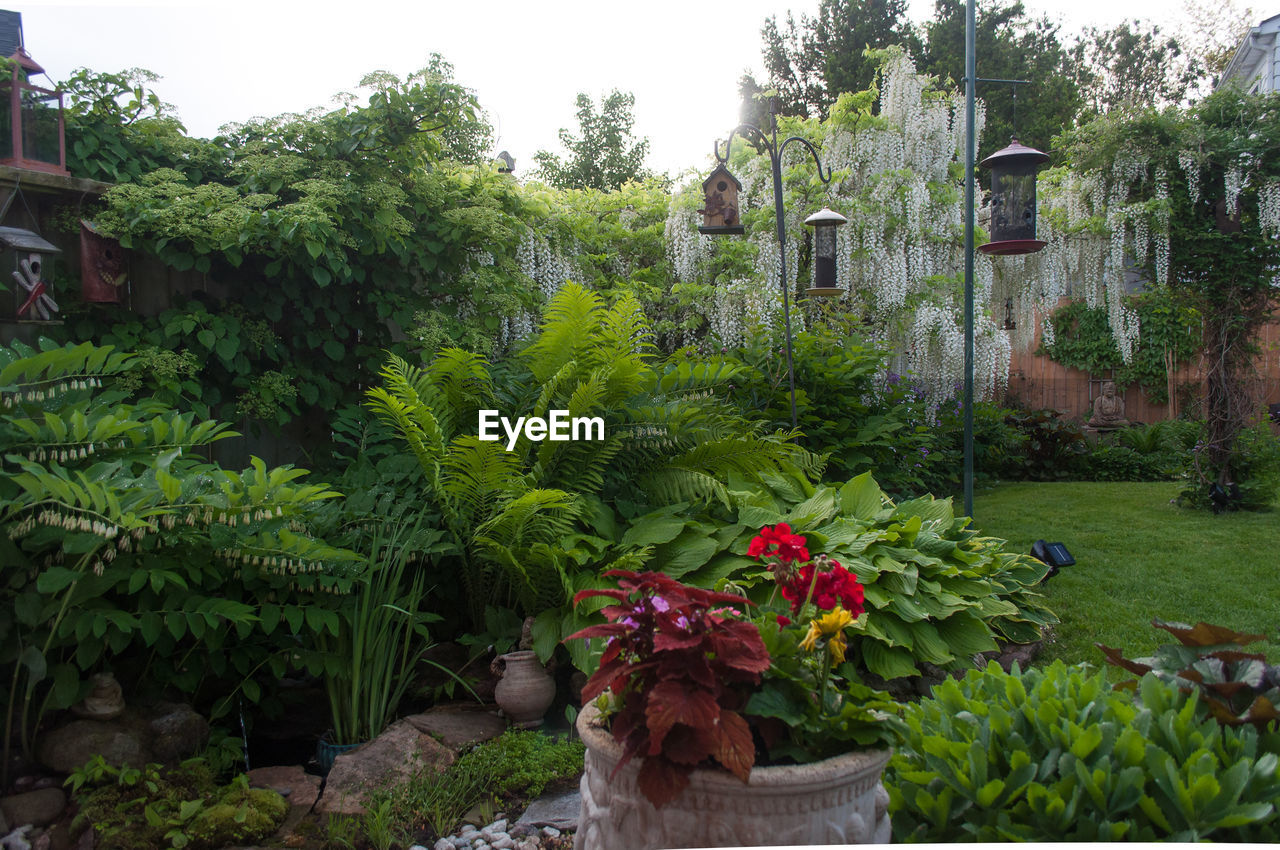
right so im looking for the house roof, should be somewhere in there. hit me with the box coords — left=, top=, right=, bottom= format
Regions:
left=702, top=163, right=742, bottom=191
left=0, top=10, right=20, bottom=62
left=1218, top=13, right=1280, bottom=89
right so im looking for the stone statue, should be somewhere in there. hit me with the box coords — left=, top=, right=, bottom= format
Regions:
left=1088, top=381, right=1129, bottom=429
left=72, top=672, right=125, bottom=720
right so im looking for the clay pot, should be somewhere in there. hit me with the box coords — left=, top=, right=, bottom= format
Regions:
left=574, top=702, right=891, bottom=849
left=492, top=650, right=556, bottom=729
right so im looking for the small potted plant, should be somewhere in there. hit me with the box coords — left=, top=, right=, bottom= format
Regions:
left=567, top=524, right=902, bottom=850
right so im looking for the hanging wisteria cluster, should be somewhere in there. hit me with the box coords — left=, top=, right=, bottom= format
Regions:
left=502, top=230, right=579, bottom=348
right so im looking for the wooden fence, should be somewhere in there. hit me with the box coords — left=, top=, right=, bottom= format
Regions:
left=1003, top=299, right=1280, bottom=426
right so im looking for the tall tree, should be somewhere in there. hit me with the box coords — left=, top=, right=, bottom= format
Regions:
left=533, top=90, right=650, bottom=191
left=744, top=0, right=922, bottom=119
left=1179, top=0, right=1255, bottom=85
left=921, top=0, right=1081, bottom=157
left=1071, top=21, right=1202, bottom=118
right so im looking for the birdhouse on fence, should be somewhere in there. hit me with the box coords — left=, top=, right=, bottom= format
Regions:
left=0, top=225, right=61, bottom=321
left=698, top=164, right=745, bottom=235
left=0, top=46, right=68, bottom=176
left=80, top=220, right=127, bottom=303
left=979, top=139, right=1048, bottom=256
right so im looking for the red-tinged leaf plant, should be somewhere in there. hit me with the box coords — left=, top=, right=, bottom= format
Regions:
left=566, top=570, right=770, bottom=808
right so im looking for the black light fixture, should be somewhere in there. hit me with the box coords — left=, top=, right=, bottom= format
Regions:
left=979, top=139, right=1049, bottom=256
left=804, top=208, right=848, bottom=297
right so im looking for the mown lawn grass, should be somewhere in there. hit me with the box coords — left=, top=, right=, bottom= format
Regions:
left=972, top=480, right=1280, bottom=668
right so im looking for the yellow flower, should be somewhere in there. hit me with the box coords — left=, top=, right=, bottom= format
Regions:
left=801, top=606, right=855, bottom=661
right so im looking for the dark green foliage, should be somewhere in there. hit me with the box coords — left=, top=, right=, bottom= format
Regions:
left=0, top=340, right=357, bottom=775
left=69, top=758, right=285, bottom=850
left=1086, top=444, right=1176, bottom=481
left=888, top=661, right=1280, bottom=842
left=58, top=62, right=525, bottom=447
left=1099, top=619, right=1280, bottom=731
left=1177, top=424, right=1280, bottom=511
left=1071, top=20, right=1201, bottom=117
left=1038, top=293, right=1200, bottom=404
left=533, top=90, right=651, bottom=190
left=996, top=408, right=1087, bottom=480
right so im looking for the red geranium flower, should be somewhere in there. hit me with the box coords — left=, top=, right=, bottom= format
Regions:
left=780, top=559, right=864, bottom=618
left=747, top=523, right=810, bottom=563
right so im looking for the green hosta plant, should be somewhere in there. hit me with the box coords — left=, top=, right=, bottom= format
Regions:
left=888, top=661, right=1280, bottom=842
left=0, top=340, right=358, bottom=781
left=1099, top=619, right=1280, bottom=731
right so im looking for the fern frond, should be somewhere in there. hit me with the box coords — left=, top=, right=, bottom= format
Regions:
left=364, top=385, right=445, bottom=491
left=439, top=436, right=523, bottom=527
left=523, top=283, right=603, bottom=382
left=427, top=348, right=493, bottom=437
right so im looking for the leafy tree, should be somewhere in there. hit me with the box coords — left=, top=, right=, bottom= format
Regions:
left=59, top=60, right=528, bottom=453
left=921, top=0, right=1082, bottom=157
left=745, top=0, right=923, bottom=119
left=1179, top=0, right=1255, bottom=85
left=1071, top=20, right=1202, bottom=118
left=533, top=90, right=651, bottom=191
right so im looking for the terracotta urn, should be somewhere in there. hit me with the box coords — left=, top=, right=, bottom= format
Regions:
left=492, top=650, right=556, bottom=728
left=574, top=702, right=891, bottom=849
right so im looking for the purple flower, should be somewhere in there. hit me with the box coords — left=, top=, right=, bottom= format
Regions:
left=651, top=596, right=670, bottom=612
left=621, top=616, right=639, bottom=628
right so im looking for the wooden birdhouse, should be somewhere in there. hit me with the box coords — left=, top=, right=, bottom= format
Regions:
left=698, top=164, right=744, bottom=235
left=80, top=220, right=127, bottom=303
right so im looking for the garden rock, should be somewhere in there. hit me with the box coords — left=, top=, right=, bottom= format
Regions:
left=247, top=765, right=322, bottom=809
left=36, top=703, right=208, bottom=772
left=36, top=719, right=145, bottom=774
left=0, top=788, right=66, bottom=827
left=515, top=788, right=580, bottom=831
left=316, top=718, right=454, bottom=815
left=147, top=703, right=209, bottom=762
left=404, top=705, right=506, bottom=751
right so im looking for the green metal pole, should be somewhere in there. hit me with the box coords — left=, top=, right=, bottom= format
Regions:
left=963, top=0, right=977, bottom=519
left=769, top=99, right=800, bottom=429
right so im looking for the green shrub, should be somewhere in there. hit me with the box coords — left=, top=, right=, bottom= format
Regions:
left=454, top=729, right=584, bottom=797
left=887, top=661, right=1280, bottom=842
left=376, top=730, right=583, bottom=839
left=1178, top=423, right=1280, bottom=511
left=1086, top=445, right=1176, bottom=481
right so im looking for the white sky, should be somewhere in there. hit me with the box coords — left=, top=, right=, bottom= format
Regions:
left=10, top=0, right=1254, bottom=179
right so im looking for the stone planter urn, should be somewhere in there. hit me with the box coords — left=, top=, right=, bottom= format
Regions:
left=574, top=703, right=891, bottom=849
left=492, top=650, right=556, bottom=728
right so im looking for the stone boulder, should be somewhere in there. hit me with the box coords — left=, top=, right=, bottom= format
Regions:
left=404, top=705, right=506, bottom=751
left=247, top=765, right=322, bottom=810
left=36, top=703, right=208, bottom=773
left=316, top=719, right=455, bottom=815
left=0, top=788, right=66, bottom=827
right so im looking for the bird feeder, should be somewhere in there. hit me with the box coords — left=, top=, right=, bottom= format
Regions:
left=698, top=164, right=744, bottom=235
left=0, top=47, right=67, bottom=176
left=978, top=139, right=1047, bottom=256
left=0, top=225, right=61, bottom=321
left=803, top=207, right=847, bottom=296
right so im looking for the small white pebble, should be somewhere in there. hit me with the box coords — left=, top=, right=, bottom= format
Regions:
left=489, top=819, right=508, bottom=833
left=542, top=826, right=561, bottom=838
left=490, top=838, right=515, bottom=850
left=432, top=840, right=451, bottom=850
left=515, top=840, right=539, bottom=850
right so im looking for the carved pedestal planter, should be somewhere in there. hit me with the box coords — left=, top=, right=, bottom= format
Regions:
left=574, top=703, right=891, bottom=849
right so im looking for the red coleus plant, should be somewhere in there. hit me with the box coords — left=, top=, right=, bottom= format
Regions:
left=565, top=570, right=770, bottom=809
